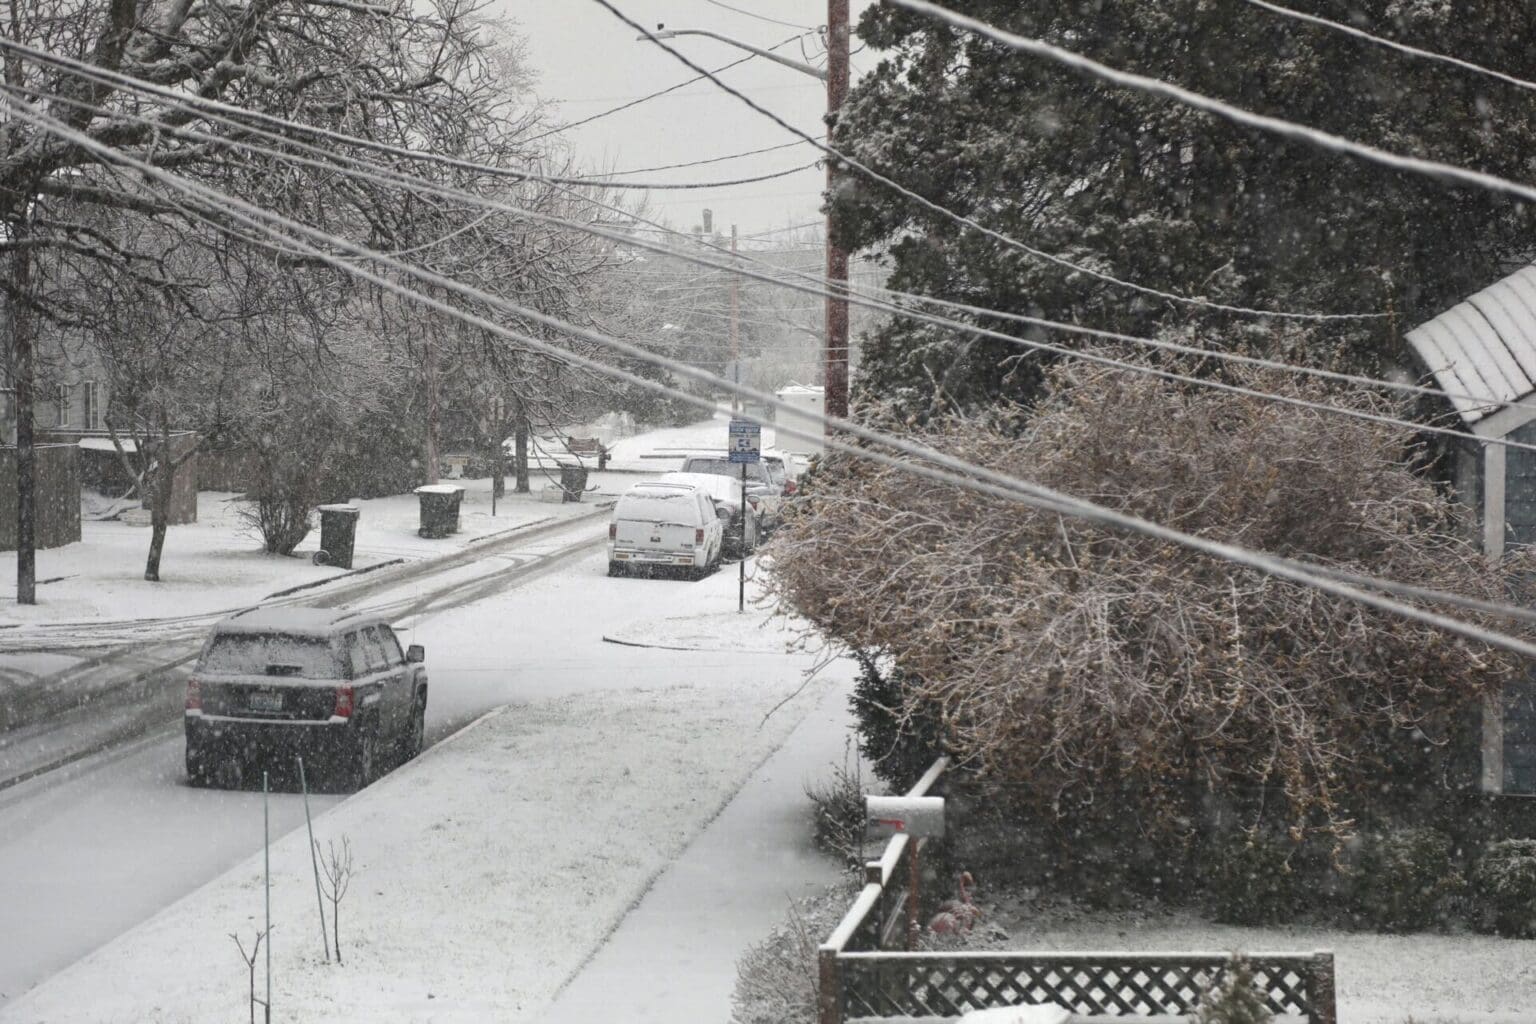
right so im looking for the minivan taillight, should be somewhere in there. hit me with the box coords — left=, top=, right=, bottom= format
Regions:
left=184, top=677, right=202, bottom=712
left=695, top=527, right=704, bottom=544
left=609, top=522, right=616, bottom=540
left=334, top=685, right=355, bottom=719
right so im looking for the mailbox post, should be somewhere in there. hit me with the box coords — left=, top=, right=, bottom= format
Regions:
left=866, top=795, right=945, bottom=949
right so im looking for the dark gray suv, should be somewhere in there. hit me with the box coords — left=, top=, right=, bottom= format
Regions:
left=184, top=607, right=428, bottom=791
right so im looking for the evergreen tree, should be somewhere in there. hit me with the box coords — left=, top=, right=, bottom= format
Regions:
left=832, top=1, right=1536, bottom=417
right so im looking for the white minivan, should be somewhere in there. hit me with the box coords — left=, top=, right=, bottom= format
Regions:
left=608, top=480, right=725, bottom=578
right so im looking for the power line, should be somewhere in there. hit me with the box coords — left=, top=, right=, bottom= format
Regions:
left=577, top=137, right=818, bottom=178
left=561, top=161, right=820, bottom=190
left=886, top=0, right=1536, bottom=209
left=700, top=0, right=817, bottom=31
left=602, top=0, right=1388, bottom=323
left=740, top=220, right=823, bottom=238
left=13, top=46, right=1536, bottom=446
left=523, top=29, right=814, bottom=145
left=1241, top=0, right=1536, bottom=97
left=50, top=85, right=1536, bottom=456
left=19, top=79, right=1531, bottom=459
left=15, top=92, right=1536, bottom=660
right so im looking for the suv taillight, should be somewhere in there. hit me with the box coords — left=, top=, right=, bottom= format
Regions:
left=609, top=522, right=616, bottom=540
left=184, top=677, right=202, bottom=711
left=784, top=480, right=797, bottom=496
left=695, top=527, right=704, bottom=544
left=334, top=685, right=354, bottom=719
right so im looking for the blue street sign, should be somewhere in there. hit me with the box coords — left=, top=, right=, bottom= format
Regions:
left=728, top=419, right=761, bottom=463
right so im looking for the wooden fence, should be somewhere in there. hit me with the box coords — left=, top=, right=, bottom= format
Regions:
left=0, top=444, right=80, bottom=551
left=817, top=758, right=1337, bottom=1023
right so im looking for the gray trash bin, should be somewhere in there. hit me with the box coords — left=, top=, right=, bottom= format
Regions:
left=558, top=464, right=588, bottom=503
left=312, top=504, right=359, bottom=568
left=415, top=485, right=465, bottom=538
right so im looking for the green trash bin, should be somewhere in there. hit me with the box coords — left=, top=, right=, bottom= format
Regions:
left=415, top=485, right=464, bottom=538
left=558, top=464, right=588, bottom=503
left=312, top=504, right=360, bottom=568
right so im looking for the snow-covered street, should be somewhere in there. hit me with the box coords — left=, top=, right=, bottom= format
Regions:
left=0, top=549, right=851, bottom=1021
left=0, top=414, right=854, bottom=1020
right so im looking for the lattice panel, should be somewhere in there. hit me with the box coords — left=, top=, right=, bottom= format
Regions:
left=841, top=955, right=1320, bottom=1019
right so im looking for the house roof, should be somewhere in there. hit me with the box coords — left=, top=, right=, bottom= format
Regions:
left=1405, top=265, right=1536, bottom=426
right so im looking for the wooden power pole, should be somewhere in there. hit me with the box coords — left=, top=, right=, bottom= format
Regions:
left=824, top=0, right=851, bottom=429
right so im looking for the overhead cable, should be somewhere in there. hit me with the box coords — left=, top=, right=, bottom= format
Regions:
left=523, top=29, right=814, bottom=144
left=700, top=0, right=817, bottom=32
left=599, top=0, right=1388, bottom=322
left=885, top=0, right=1536, bottom=209
left=1240, top=0, right=1536, bottom=96
left=577, top=137, right=817, bottom=178
left=12, top=92, right=1536, bottom=660
left=11, top=54, right=1536, bottom=447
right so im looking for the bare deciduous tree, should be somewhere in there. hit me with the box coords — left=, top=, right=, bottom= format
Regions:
left=230, top=927, right=268, bottom=1024
left=317, top=836, right=354, bottom=965
left=0, top=0, right=538, bottom=601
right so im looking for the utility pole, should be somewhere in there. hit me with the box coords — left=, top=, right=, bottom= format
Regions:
left=730, top=223, right=740, bottom=412
left=11, top=216, right=35, bottom=605
left=824, top=0, right=851, bottom=430
left=635, top=17, right=846, bottom=434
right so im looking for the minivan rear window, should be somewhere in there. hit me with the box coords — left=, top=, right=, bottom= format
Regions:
left=616, top=490, right=701, bottom=524
left=199, top=634, right=341, bottom=678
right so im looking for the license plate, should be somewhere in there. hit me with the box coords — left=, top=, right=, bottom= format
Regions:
left=249, top=691, right=284, bottom=713
left=650, top=535, right=661, bottom=543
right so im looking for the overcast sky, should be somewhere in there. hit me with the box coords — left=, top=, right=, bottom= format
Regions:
left=505, top=1, right=880, bottom=237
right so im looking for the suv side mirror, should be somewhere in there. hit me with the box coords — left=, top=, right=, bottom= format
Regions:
left=406, top=644, right=425, bottom=663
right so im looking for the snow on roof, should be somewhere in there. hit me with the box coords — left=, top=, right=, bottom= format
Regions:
left=1405, top=265, right=1536, bottom=425
left=214, top=606, right=379, bottom=638
left=659, top=472, right=745, bottom=505
left=623, top=480, right=701, bottom=495
left=78, top=437, right=137, bottom=452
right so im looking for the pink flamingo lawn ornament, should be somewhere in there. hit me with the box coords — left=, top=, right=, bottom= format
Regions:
left=928, top=870, right=982, bottom=934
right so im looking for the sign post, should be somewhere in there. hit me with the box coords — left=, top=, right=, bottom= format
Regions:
left=728, top=419, right=761, bottom=613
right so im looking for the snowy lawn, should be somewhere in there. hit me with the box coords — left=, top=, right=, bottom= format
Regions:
left=937, top=892, right=1536, bottom=1023
left=1, top=672, right=833, bottom=1023
left=0, top=481, right=605, bottom=629
left=0, top=414, right=798, bottom=631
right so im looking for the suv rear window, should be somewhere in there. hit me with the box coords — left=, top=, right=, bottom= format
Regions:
left=199, top=634, right=341, bottom=679
left=682, top=458, right=770, bottom=485
left=616, top=490, right=702, bottom=524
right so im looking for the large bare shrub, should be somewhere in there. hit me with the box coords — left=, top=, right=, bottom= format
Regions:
left=768, top=362, right=1529, bottom=839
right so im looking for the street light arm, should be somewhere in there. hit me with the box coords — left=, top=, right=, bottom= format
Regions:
left=636, top=29, right=829, bottom=81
